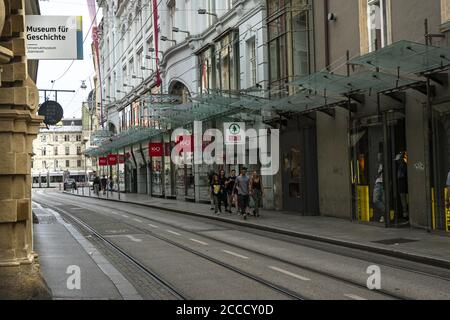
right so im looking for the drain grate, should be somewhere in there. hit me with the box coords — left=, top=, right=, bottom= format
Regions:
left=372, top=238, right=419, bottom=245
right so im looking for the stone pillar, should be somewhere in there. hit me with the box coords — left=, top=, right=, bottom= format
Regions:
left=0, top=0, right=51, bottom=299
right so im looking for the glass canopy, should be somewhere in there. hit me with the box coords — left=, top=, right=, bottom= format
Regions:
left=349, top=40, right=450, bottom=74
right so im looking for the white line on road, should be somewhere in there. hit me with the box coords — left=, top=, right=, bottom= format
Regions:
left=132, top=218, right=143, bottom=223
left=125, top=235, right=142, bottom=243
left=166, top=230, right=181, bottom=236
left=344, top=294, right=367, bottom=300
left=222, top=250, right=249, bottom=260
left=121, top=215, right=129, bottom=218
left=268, top=266, right=311, bottom=281
left=190, top=239, right=209, bottom=246
left=148, top=223, right=159, bottom=228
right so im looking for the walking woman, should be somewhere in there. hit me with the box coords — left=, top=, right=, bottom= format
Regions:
left=249, top=170, right=264, bottom=217
left=211, top=174, right=224, bottom=214
left=218, top=170, right=229, bottom=212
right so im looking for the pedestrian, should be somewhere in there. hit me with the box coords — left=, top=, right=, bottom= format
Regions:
left=211, top=174, right=224, bottom=214
left=109, top=176, right=114, bottom=192
left=225, top=169, right=237, bottom=214
left=218, top=169, right=228, bottom=212
left=101, top=175, right=107, bottom=195
left=93, top=173, right=101, bottom=196
left=208, top=170, right=216, bottom=211
left=396, top=151, right=408, bottom=219
left=373, top=153, right=385, bottom=223
left=234, top=167, right=250, bottom=220
left=249, top=170, right=264, bottom=217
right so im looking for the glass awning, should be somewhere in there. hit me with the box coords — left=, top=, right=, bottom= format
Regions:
left=290, top=70, right=421, bottom=95
left=349, top=40, right=450, bottom=74
left=85, top=127, right=162, bottom=157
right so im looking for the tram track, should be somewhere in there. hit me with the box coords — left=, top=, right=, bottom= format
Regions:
left=32, top=193, right=422, bottom=300
left=35, top=199, right=306, bottom=300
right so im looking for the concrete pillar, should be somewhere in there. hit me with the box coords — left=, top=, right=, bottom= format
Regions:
left=0, top=0, right=51, bottom=299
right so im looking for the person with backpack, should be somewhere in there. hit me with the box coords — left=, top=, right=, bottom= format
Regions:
left=93, top=172, right=101, bottom=196
left=100, top=175, right=108, bottom=195
left=211, top=174, right=224, bottom=214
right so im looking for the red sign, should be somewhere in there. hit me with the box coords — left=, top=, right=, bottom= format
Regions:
left=107, top=154, right=118, bottom=166
left=149, top=143, right=164, bottom=157
left=98, top=157, right=108, bottom=166
left=174, top=135, right=194, bottom=154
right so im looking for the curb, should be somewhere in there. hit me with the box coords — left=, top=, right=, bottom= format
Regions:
left=63, top=191, right=450, bottom=269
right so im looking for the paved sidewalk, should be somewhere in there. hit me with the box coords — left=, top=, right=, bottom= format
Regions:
left=66, top=187, right=450, bottom=268
left=32, top=202, right=142, bottom=300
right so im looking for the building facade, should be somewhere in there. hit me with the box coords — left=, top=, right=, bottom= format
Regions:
left=32, top=119, right=96, bottom=187
left=90, top=0, right=450, bottom=232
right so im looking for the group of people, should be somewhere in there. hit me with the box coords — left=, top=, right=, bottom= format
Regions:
left=92, top=171, right=115, bottom=196
left=209, top=167, right=264, bottom=220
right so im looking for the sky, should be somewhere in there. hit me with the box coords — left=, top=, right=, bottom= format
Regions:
left=36, top=0, right=100, bottom=119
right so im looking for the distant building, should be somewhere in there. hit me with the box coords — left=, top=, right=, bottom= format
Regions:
left=32, top=119, right=96, bottom=187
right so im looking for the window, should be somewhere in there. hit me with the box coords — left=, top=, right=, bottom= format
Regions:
left=65, top=147, right=70, bottom=156
left=54, top=135, right=58, bottom=142
left=41, top=135, right=46, bottom=142
left=77, top=160, right=82, bottom=168
left=367, top=0, right=390, bottom=52
left=42, top=161, right=46, bottom=168
left=267, top=0, right=312, bottom=95
left=66, top=160, right=70, bottom=168
left=215, top=31, right=240, bottom=91
left=443, top=0, right=450, bottom=23
left=41, top=147, right=46, bottom=156
left=248, top=38, right=257, bottom=87
left=54, top=147, right=58, bottom=156
left=77, top=146, right=82, bottom=155
left=55, top=160, right=59, bottom=168
left=199, top=46, right=215, bottom=93
left=76, top=135, right=82, bottom=142
left=64, top=135, right=70, bottom=142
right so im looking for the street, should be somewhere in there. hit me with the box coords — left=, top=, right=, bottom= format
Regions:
left=32, top=189, right=450, bottom=300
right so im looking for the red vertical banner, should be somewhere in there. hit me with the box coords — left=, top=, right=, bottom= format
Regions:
left=107, top=154, right=118, bottom=166
left=152, top=0, right=161, bottom=87
left=99, top=157, right=108, bottom=166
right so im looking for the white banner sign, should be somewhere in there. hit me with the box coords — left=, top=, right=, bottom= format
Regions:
left=26, top=15, right=83, bottom=60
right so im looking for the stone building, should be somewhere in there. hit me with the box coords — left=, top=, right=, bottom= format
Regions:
left=0, top=0, right=51, bottom=299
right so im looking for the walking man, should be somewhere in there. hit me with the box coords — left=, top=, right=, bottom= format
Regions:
left=234, top=167, right=250, bottom=220
left=225, top=169, right=237, bottom=214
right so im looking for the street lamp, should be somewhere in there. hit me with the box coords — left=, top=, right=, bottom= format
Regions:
left=116, top=89, right=127, bottom=94
left=132, top=75, right=144, bottom=80
left=160, top=36, right=177, bottom=45
left=149, top=48, right=164, bottom=55
left=172, top=27, right=190, bottom=37
left=145, top=55, right=157, bottom=60
left=140, top=66, right=154, bottom=72
left=198, top=8, right=218, bottom=17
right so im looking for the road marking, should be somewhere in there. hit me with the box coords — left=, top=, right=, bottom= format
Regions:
left=148, top=223, right=159, bottom=228
left=190, top=238, right=209, bottom=246
left=132, top=218, right=143, bottom=223
left=222, top=250, right=249, bottom=260
left=268, top=266, right=311, bottom=281
left=166, top=230, right=181, bottom=236
left=125, top=235, right=142, bottom=243
left=121, top=215, right=129, bottom=218
left=344, top=294, right=367, bottom=300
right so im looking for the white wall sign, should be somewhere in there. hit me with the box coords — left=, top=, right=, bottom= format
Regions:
left=224, top=122, right=246, bottom=145
left=26, top=15, right=83, bottom=60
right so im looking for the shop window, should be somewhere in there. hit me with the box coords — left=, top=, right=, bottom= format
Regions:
left=247, top=37, right=257, bottom=87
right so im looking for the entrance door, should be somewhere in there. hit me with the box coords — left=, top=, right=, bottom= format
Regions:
left=351, top=112, right=408, bottom=226
left=281, top=122, right=318, bottom=214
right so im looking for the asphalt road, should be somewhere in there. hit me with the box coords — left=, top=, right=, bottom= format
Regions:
left=32, top=189, right=450, bottom=300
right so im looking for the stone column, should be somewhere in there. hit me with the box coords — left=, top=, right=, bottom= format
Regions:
left=0, top=0, right=51, bottom=299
